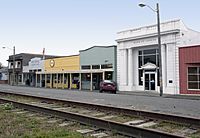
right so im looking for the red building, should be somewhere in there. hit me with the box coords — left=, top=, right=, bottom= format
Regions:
left=179, top=45, right=200, bottom=94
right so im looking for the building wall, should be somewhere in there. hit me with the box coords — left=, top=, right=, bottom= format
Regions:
left=28, top=57, right=44, bottom=71
left=116, top=19, right=200, bottom=94
left=7, top=53, right=58, bottom=85
left=117, top=34, right=179, bottom=94
left=44, top=55, right=80, bottom=72
left=22, top=57, right=45, bottom=86
left=0, top=68, right=8, bottom=81
left=179, top=45, right=200, bottom=94
left=80, top=46, right=117, bottom=81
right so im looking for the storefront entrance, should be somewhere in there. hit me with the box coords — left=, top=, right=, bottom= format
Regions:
left=144, top=72, right=156, bottom=91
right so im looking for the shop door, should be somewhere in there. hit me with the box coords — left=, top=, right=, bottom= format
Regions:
left=145, top=73, right=155, bottom=91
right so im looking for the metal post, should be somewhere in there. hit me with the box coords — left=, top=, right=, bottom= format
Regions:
left=36, top=72, right=37, bottom=87
left=156, top=3, right=163, bottom=96
left=90, top=73, right=93, bottom=91
left=69, top=73, right=72, bottom=89
left=40, top=74, right=42, bottom=87
left=79, top=73, right=82, bottom=90
left=13, top=46, right=15, bottom=85
left=62, top=73, right=64, bottom=89
left=50, top=74, right=52, bottom=88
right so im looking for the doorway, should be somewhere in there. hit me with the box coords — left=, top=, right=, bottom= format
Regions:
left=144, top=73, right=156, bottom=91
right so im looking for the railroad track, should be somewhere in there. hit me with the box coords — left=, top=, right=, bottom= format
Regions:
left=0, top=91, right=199, bottom=138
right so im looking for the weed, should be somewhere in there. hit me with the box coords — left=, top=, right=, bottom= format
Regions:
left=1, top=103, right=14, bottom=110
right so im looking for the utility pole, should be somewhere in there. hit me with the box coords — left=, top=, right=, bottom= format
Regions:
left=13, top=46, right=15, bottom=85
left=139, top=2, right=163, bottom=96
left=156, top=3, right=163, bottom=96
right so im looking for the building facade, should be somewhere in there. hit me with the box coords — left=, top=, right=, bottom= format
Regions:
left=23, top=57, right=44, bottom=86
left=35, top=46, right=117, bottom=91
left=7, top=53, right=58, bottom=85
left=179, top=45, right=200, bottom=94
left=0, top=67, right=8, bottom=84
left=37, top=55, right=80, bottom=89
left=116, top=19, right=200, bottom=94
left=79, top=46, right=117, bottom=90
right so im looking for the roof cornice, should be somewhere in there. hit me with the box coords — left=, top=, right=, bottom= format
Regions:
left=116, top=29, right=180, bottom=43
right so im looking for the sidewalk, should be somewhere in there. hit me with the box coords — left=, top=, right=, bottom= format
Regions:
left=117, top=90, right=200, bottom=100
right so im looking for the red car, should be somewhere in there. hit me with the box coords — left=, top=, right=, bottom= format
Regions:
left=99, top=80, right=117, bottom=94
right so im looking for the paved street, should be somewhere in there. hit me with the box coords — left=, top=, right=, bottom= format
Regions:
left=0, top=84, right=199, bottom=118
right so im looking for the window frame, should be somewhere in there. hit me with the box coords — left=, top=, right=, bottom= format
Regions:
left=187, top=67, right=200, bottom=91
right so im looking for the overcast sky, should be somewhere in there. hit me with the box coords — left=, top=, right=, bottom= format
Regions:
left=0, top=0, right=200, bottom=66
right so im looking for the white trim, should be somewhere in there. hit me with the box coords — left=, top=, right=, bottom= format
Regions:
left=141, top=63, right=157, bottom=70
left=36, top=69, right=114, bottom=74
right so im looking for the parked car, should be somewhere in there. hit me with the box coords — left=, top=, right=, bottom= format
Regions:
left=99, top=80, right=117, bottom=94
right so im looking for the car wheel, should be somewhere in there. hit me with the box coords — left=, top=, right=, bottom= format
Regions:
left=99, top=89, right=103, bottom=93
left=113, top=90, right=116, bottom=94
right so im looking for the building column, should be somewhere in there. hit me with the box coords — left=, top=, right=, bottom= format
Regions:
left=45, top=74, right=47, bottom=88
left=90, top=73, right=93, bottom=91
left=120, top=49, right=128, bottom=85
left=79, top=73, right=82, bottom=90
left=62, top=73, right=64, bottom=89
left=56, top=73, right=58, bottom=89
left=21, top=73, right=24, bottom=85
left=69, top=73, right=72, bottom=89
left=50, top=74, right=52, bottom=88
left=128, top=48, right=133, bottom=86
left=40, top=74, right=42, bottom=87
left=35, top=73, right=38, bottom=87
left=102, top=71, right=105, bottom=80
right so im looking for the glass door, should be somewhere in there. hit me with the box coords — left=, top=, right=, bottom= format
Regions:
left=145, top=73, right=155, bottom=91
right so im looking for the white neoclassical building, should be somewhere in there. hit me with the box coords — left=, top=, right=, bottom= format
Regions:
left=116, top=19, right=200, bottom=94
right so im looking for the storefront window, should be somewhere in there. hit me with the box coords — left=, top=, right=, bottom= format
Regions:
left=144, top=55, right=156, bottom=65
left=138, top=49, right=159, bottom=68
left=47, top=74, right=50, bottom=83
left=143, top=49, right=156, bottom=55
left=157, top=69, right=160, bottom=86
left=188, top=67, right=200, bottom=90
left=18, top=75, right=22, bottom=83
left=138, top=56, right=143, bottom=68
left=101, top=64, right=113, bottom=69
left=138, top=49, right=159, bottom=86
left=92, top=65, right=100, bottom=69
left=81, top=73, right=91, bottom=90
left=81, top=65, right=90, bottom=70
left=105, top=72, right=113, bottom=80
left=138, top=69, right=143, bottom=85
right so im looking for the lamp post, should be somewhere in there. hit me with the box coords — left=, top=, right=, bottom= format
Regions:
left=2, top=46, right=16, bottom=85
left=139, top=3, right=163, bottom=96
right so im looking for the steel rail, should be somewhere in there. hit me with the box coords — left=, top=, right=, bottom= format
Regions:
left=0, top=97, right=184, bottom=138
left=0, top=91, right=199, bottom=127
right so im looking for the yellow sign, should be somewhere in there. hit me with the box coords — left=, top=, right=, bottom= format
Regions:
left=50, top=59, right=55, bottom=68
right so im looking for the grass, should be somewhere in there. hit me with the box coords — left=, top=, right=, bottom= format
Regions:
left=189, top=130, right=200, bottom=138
left=0, top=103, right=89, bottom=138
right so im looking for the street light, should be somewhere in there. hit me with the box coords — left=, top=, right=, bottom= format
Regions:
left=2, top=46, right=16, bottom=85
left=139, top=3, right=163, bottom=96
